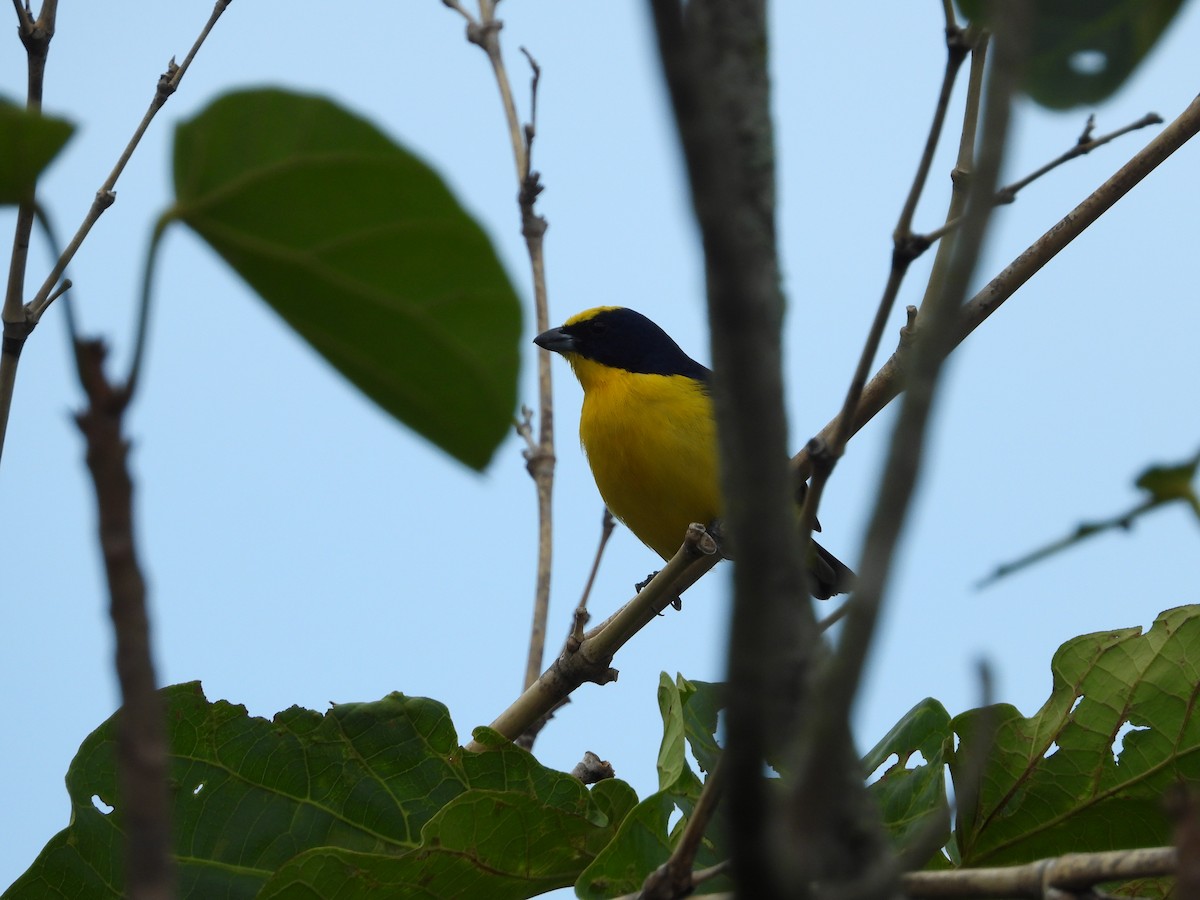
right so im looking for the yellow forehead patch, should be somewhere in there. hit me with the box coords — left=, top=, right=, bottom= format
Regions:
left=563, top=306, right=624, bottom=327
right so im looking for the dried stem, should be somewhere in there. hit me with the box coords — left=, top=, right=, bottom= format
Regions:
left=443, top=0, right=557, bottom=698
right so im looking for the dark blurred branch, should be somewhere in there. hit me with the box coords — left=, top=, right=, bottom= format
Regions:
left=647, top=0, right=883, bottom=895
left=74, top=340, right=173, bottom=900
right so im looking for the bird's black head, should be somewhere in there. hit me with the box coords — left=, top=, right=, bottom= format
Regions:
left=533, top=306, right=710, bottom=381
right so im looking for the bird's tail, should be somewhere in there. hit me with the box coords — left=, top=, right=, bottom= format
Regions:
left=809, top=540, right=856, bottom=600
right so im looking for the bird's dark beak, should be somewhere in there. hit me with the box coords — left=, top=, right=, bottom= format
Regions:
left=533, top=326, right=576, bottom=354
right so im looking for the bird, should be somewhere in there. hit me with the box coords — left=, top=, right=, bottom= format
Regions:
left=533, top=305, right=855, bottom=599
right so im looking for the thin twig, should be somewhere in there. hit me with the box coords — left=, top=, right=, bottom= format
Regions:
left=820, top=0, right=1026, bottom=764
left=0, top=0, right=230, bottom=466
left=797, top=17, right=976, bottom=563
left=791, top=91, right=1200, bottom=485
left=978, top=495, right=1162, bottom=588
left=467, top=525, right=717, bottom=751
left=514, top=508, right=614, bottom=749
left=572, top=508, right=615, bottom=643
left=794, top=12, right=1028, bottom=900
left=443, top=0, right=557, bottom=700
left=919, top=111, right=1164, bottom=245
left=1, top=0, right=58, bottom=466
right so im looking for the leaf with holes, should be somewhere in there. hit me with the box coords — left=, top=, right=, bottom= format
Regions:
left=0, top=99, right=73, bottom=204
left=863, top=697, right=952, bottom=863
left=4, top=683, right=636, bottom=899
left=952, top=605, right=1200, bottom=866
left=169, top=88, right=521, bottom=470
left=955, top=0, right=1186, bottom=109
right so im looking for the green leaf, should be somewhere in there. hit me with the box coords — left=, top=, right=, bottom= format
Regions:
left=952, top=605, right=1200, bottom=866
left=863, top=698, right=952, bottom=862
left=5, top=684, right=634, bottom=899
left=1136, top=450, right=1200, bottom=517
left=679, top=677, right=724, bottom=777
left=0, top=100, right=74, bottom=204
left=955, top=0, right=1186, bottom=109
left=258, top=780, right=637, bottom=900
left=576, top=674, right=729, bottom=898
left=168, top=88, right=521, bottom=470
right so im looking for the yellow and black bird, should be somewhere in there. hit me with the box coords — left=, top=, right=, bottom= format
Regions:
left=534, top=305, right=855, bottom=599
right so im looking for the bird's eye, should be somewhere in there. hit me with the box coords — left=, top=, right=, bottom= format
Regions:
left=590, top=320, right=607, bottom=334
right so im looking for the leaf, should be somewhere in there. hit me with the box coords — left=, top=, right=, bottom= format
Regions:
left=5, top=684, right=634, bottom=899
left=863, top=698, right=952, bottom=862
left=258, top=779, right=638, bottom=900
left=1136, top=450, right=1200, bottom=518
left=576, top=674, right=730, bottom=898
left=952, top=605, right=1200, bottom=866
left=168, top=88, right=521, bottom=470
left=0, top=100, right=74, bottom=204
left=679, top=677, right=724, bottom=778
left=955, top=0, right=1186, bottom=109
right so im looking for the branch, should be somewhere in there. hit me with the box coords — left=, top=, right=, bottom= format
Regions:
left=466, top=526, right=718, bottom=751
left=1, top=0, right=58, bottom=466
left=919, top=110, right=1164, bottom=246
left=978, top=446, right=1200, bottom=587
left=791, top=90, right=1200, bottom=485
left=647, top=0, right=862, bottom=895
left=0, top=0, right=230, bottom=466
left=797, top=17, right=977, bottom=567
left=901, top=847, right=1176, bottom=899
left=444, top=0, right=558, bottom=703
left=74, top=339, right=174, bottom=900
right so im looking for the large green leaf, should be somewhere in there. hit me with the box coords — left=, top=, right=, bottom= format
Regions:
left=863, top=697, right=952, bottom=863
left=952, top=605, right=1200, bottom=866
left=0, top=100, right=73, bottom=204
left=257, top=775, right=638, bottom=900
left=168, top=88, right=521, bottom=470
left=956, top=0, right=1186, bottom=109
left=4, top=684, right=635, bottom=900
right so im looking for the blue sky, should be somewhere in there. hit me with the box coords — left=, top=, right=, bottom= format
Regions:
left=3, top=1, right=1199, bottom=890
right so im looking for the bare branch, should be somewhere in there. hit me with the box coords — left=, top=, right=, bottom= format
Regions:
left=1, top=0, right=230, bottom=465
left=791, top=91, right=1200, bottom=486
left=901, top=847, right=1176, bottom=899
left=442, top=0, right=557, bottom=702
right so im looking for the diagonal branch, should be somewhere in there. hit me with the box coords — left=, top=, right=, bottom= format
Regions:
left=791, top=91, right=1200, bottom=485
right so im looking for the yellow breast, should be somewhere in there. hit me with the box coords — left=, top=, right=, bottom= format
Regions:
left=569, top=355, right=722, bottom=560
